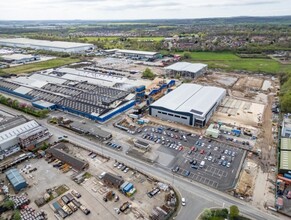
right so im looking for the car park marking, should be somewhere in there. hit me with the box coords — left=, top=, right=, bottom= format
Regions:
left=177, top=167, right=219, bottom=188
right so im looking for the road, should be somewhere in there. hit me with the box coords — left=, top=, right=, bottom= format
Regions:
left=0, top=105, right=282, bottom=220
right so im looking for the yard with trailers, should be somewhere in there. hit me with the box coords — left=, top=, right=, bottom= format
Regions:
left=6, top=143, right=178, bottom=220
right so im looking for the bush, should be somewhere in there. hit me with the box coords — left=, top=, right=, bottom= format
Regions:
left=3, top=199, right=14, bottom=210
left=142, top=68, right=155, bottom=80
left=12, top=210, right=21, bottom=220
left=229, top=205, right=239, bottom=219
left=183, top=52, right=191, bottom=59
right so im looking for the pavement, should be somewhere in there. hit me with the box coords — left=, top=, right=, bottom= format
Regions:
left=0, top=105, right=285, bottom=220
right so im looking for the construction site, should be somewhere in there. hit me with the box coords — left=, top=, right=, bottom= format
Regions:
left=178, top=71, right=280, bottom=209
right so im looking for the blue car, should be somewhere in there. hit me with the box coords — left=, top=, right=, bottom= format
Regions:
left=184, top=170, right=190, bottom=176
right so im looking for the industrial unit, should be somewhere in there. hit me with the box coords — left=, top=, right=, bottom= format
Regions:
left=149, top=84, right=226, bottom=127
left=0, top=38, right=94, bottom=53
left=0, top=70, right=136, bottom=123
left=279, top=138, right=291, bottom=175
left=0, top=54, right=39, bottom=64
left=164, top=62, right=207, bottom=79
left=104, top=49, right=160, bottom=60
left=282, top=118, right=291, bottom=138
left=47, top=143, right=89, bottom=171
left=0, top=116, right=50, bottom=159
left=5, top=168, right=27, bottom=192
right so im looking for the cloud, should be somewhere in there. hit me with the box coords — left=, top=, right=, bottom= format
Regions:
left=0, top=0, right=287, bottom=20
left=190, top=0, right=281, bottom=8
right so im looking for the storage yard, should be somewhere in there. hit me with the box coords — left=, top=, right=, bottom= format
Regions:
left=0, top=142, right=178, bottom=220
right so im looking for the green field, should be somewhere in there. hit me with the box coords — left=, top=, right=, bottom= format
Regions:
left=1, top=58, right=80, bottom=75
left=180, top=52, right=289, bottom=74
left=182, top=52, right=240, bottom=60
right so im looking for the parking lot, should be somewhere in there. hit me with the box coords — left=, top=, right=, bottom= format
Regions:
left=135, top=125, right=246, bottom=191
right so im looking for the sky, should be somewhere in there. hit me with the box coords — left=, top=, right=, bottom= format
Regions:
left=0, top=0, right=290, bottom=20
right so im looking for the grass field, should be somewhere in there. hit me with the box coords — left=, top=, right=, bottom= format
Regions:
left=180, top=51, right=289, bottom=74
left=80, top=36, right=164, bottom=42
left=1, top=58, right=80, bottom=75
left=181, top=52, right=240, bottom=60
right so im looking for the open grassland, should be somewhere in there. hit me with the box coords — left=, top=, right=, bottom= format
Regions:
left=1, top=58, right=80, bottom=75
left=182, top=52, right=240, bottom=60
left=180, top=51, right=289, bottom=74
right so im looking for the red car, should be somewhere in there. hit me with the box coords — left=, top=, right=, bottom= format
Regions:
left=200, top=149, right=205, bottom=154
left=191, top=146, right=196, bottom=151
left=178, top=146, right=183, bottom=151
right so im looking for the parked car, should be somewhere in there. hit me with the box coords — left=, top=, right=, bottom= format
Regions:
left=172, top=166, right=179, bottom=172
left=181, top=198, right=186, bottom=206
left=184, top=170, right=190, bottom=176
left=191, top=165, right=199, bottom=169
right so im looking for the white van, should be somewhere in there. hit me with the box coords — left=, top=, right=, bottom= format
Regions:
left=199, top=160, right=205, bottom=168
left=181, top=198, right=186, bottom=206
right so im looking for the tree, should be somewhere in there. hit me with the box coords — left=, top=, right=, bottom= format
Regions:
left=3, top=199, right=14, bottom=210
left=142, top=68, right=155, bottom=80
left=183, top=52, right=191, bottom=59
left=201, top=209, right=212, bottom=220
left=229, top=205, right=240, bottom=219
left=12, top=210, right=21, bottom=220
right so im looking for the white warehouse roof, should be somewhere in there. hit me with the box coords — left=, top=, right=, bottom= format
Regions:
left=150, top=84, right=226, bottom=118
left=105, top=49, right=158, bottom=56
left=164, top=62, right=207, bottom=73
left=0, top=120, right=40, bottom=145
left=0, top=38, right=94, bottom=49
left=1, top=54, right=36, bottom=61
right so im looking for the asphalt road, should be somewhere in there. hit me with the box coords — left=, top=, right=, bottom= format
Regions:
left=0, top=105, right=282, bottom=220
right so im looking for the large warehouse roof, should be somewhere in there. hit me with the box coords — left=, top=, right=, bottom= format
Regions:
left=0, top=38, right=93, bottom=49
left=165, top=62, right=207, bottom=73
left=105, top=49, right=158, bottom=56
left=150, top=84, right=226, bottom=117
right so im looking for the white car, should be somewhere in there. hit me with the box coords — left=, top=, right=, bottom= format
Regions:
left=124, top=167, right=129, bottom=173
left=181, top=197, right=186, bottom=206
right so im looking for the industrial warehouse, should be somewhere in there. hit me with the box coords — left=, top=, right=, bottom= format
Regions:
left=104, top=49, right=160, bottom=60
left=0, top=38, right=94, bottom=53
left=0, top=54, right=40, bottom=64
left=164, top=62, right=208, bottom=79
left=0, top=115, right=50, bottom=159
left=0, top=68, right=137, bottom=122
left=149, top=84, right=226, bottom=127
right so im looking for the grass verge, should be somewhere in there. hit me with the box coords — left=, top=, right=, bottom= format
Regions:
left=1, top=57, right=80, bottom=75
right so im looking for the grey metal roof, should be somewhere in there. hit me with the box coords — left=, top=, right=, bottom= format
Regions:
left=150, top=83, right=226, bottom=118
left=47, top=143, right=88, bottom=171
left=164, top=62, right=207, bottom=73
left=0, top=120, right=40, bottom=145
left=0, top=38, right=94, bottom=49
left=5, top=168, right=27, bottom=188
